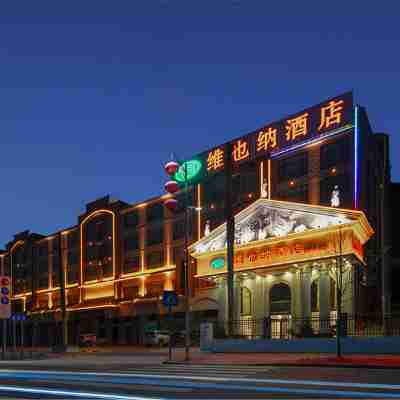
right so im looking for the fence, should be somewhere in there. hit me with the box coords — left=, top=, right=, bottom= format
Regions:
left=214, top=314, right=400, bottom=340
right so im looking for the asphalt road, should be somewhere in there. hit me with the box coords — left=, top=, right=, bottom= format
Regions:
left=1, top=363, right=400, bottom=399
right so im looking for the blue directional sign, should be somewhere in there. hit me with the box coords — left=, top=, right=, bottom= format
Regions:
left=11, top=313, right=27, bottom=321
left=162, top=290, right=178, bottom=308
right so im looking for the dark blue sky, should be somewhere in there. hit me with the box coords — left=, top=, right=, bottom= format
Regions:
left=0, top=1, right=399, bottom=245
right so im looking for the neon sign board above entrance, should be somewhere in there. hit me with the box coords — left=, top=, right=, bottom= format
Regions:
left=211, top=257, right=225, bottom=270
left=172, top=92, right=353, bottom=185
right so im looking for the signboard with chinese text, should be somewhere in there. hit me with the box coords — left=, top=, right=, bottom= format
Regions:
left=174, top=92, right=353, bottom=183
left=196, top=228, right=363, bottom=277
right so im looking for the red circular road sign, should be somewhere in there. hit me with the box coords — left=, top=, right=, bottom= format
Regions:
left=1, top=278, right=9, bottom=286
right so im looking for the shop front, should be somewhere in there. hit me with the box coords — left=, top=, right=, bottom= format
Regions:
left=189, top=198, right=373, bottom=338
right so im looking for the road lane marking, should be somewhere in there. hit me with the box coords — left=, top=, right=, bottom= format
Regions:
left=0, top=385, right=166, bottom=400
left=2, top=369, right=400, bottom=392
left=0, top=382, right=399, bottom=399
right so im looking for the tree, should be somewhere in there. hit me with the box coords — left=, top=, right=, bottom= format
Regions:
left=327, top=227, right=353, bottom=358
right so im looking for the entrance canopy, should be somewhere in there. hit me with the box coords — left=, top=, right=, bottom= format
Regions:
left=189, top=199, right=374, bottom=278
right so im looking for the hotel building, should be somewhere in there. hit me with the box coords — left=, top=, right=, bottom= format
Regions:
left=2, top=92, right=392, bottom=345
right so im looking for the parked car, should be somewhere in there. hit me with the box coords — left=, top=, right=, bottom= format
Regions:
left=144, top=330, right=170, bottom=347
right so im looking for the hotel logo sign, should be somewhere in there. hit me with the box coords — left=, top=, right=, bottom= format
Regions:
left=175, top=92, right=353, bottom=184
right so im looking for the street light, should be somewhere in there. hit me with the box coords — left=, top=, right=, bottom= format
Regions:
left=163, top=159, right=191, bottom=361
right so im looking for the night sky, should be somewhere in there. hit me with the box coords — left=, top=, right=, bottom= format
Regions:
left=0, top=1, right=398, bottom=245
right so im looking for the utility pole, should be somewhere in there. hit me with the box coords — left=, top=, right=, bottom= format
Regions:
left=225, top=143, right=235, bottom=336
left=336, top=227, right=343, bottom=358
left=183, top=162, right=191, bottom=361
left=58, top=233, right=67, bottom=350
left=379, top=136, right=389, bottom=333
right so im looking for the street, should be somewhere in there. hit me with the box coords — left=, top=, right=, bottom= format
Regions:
left=0, top=353, right=400, bottom=398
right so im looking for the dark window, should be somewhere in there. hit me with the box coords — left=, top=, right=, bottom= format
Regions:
left=320, top=136, right=351, bottom=170
left=52, top=256, right=60, bottom=287
left=146, top=283, right=164, bottom=297
left=277, top=183, right=308, bottom=203
left=320, top=173, right=352, bottom=208
left=124, top=285, right=139, bottom=299
left=123, top=253, right=141, bottom=274
left=51, top=238, right=60, bottom=255
left=173, top=218, right=193, bottom=240
left=203, top=173, right=225, bottom=204
left=67, top=251, right=78, bottom=266
left=146, top=224, right=164, bottom=246
left=85, top=265, right=97, bottom=281
left=124, top=211, right=139, bottom=228
left=240, top=287, right=252, bottom=316
left=232, top=169, right=258, bottom=208
left=67, top=230, right=79, bottom=249
left=38, top=245, right=48, bottom=257
left=278, top=153, right=308, bottom=181
left=146, top=251, right=164, bottom=270
left=67, top=264, right=79, bottom=285
left=270, top=283, right=291, bottom=314
left=146, top=203, right=164, bottom=222
left=124, top=231, right=139, bottom=251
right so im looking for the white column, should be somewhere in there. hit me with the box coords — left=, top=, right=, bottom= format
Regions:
left=319, top=265, right=330, bottom=334
left=301, top=266, right=312, bottom=320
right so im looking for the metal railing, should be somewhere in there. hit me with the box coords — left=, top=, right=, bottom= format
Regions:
left=214, top=314, right=400, bottom=340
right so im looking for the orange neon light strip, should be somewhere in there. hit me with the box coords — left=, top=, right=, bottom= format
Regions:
left=80, top=209, right=116, bottom=301
left=197, top=184, right=202, bottom=240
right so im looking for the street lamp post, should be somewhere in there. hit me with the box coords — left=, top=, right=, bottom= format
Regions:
left=164, top=160, right=191, bottom=361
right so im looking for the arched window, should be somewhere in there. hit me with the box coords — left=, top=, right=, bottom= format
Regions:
left=240, top=287, right=252, bottom=316
left=270, top=283, right=291, bottom=314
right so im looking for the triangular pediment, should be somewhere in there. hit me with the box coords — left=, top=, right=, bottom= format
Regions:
left=190, top=198, right=373, bottom=256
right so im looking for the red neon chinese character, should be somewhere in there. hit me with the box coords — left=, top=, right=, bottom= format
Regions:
left=207, top=148, right=225, bottom=171
left=256, top=127, right=277, bottom=152
left=233, top=139, right=250, bottom=162
left=318, top=99, right=344, bottom=131
left=285, top=113, right=309, bottom=141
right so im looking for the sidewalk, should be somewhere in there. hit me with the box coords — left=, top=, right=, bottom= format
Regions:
left=9, top=346, right=400, bottom=369
left=167, top=351, right=400, bottom=368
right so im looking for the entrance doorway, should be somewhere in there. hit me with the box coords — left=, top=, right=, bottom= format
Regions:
left=269, top=283, right=291, bottom=339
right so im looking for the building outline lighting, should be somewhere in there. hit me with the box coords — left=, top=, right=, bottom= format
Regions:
left=80, top=209, right=116, bottom=303
left=354, top=106, right=359, bottom=208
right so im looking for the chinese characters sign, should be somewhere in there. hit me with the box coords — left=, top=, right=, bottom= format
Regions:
left=196, top=228, right=364, bottom=277
left=175, top=92, right=353, bottom=184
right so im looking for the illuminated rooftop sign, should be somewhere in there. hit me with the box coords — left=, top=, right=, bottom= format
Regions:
left=174, top=92, right=353, bottom=183
left=173, top=159, right=203, bottom=183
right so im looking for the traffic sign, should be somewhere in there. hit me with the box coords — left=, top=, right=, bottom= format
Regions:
left=0, top=276, right=11, bottom=319
left=11, top=313, right=27, bottom=322
left=162, top=290, right=178, bottom=308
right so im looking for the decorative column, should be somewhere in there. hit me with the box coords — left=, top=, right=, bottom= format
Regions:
left=216, top=278, right=227, bottom=323
left=308, top=146, right=320, bottom=205
left=300, top=266, right=312, bottom=320
left=319, top=265, right=331, bottom=335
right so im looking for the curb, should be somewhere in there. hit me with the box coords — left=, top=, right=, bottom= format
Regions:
left=162, top=360, right=400, bottom=369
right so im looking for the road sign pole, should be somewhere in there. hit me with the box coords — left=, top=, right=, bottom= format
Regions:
left=2, top=319, right=6, bottom=359
left=20, top=318, right=24, bottom=360
left=12, top=318, right=16, bottom=353
left=168, top=305, right=172, bottom=362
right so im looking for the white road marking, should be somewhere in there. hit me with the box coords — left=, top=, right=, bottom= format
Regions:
left=2, top=369, right=399, bottom=392
left=0, top=385, right=165, bottom=400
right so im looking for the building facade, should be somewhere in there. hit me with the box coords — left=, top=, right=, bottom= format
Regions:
left=2, top=92, right=392, bottom=346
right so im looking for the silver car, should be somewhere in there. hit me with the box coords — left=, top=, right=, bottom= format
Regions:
left=144, top=330, right=170, bottom=346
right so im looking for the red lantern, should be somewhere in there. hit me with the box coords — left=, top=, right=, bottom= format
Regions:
left=164, top=198, right=178, bottom=213
left=165, top=180, right=179, bottom=194
left=164, top=160, right=179, bottom=176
